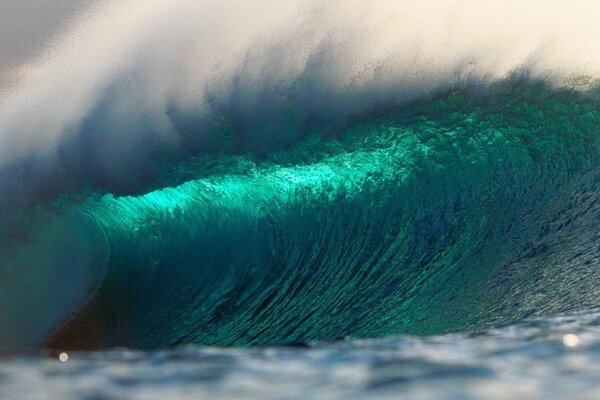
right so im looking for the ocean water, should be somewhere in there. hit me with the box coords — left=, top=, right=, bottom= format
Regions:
left=2, top=83, right=600, bottom=398
left=2, top=308, right=600, bottom=399
left=3, top=1, right=600, bottom=398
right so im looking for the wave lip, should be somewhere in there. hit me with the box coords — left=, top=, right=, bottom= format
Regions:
left=0, top=212, right=109, bottom=350
left=3, top=0, right=600, bottom=221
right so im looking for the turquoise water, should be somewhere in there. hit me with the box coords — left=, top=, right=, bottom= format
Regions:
left=2, top=81, right=587, bottom=349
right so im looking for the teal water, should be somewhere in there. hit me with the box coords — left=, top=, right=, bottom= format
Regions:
left=26, top=81, right=599, bottom=349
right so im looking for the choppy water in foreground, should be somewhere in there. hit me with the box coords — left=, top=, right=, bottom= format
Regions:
left=3, top=308, right=600, bottom=400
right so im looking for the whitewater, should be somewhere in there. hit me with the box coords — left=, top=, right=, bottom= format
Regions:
left=3, top=1, right=600, bottom=398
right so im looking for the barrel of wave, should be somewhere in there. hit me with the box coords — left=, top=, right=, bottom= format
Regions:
left=0, top=211, right=109, bottom=350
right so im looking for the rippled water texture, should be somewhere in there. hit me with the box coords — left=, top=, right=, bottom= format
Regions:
left=3, top=308, right=600, bottom=400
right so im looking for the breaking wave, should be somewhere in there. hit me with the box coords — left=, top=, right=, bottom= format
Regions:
left=2, top=0, right=600, bottom=349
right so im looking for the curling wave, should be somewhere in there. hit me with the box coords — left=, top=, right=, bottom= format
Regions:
left=2, top=1, right=600, bottom=350
left=42, top=82, right=600, bottom=349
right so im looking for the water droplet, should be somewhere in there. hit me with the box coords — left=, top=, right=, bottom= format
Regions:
left=562, top=333, right=581, bottom=348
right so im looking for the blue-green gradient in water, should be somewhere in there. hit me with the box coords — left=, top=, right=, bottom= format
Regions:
left=43, top=82, right=600, bottom=349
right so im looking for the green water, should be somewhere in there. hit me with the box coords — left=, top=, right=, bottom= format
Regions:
left=40, top=83, right=600, bottom=349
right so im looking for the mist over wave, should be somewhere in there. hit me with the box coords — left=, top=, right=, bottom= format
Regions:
left=2, top=1, right=600, bottom=201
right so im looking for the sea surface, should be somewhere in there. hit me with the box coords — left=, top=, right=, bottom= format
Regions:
left=3, top=308, right=600, bottom=399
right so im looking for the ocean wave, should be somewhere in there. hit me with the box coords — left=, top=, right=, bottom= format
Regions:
left=2, top=1, right=600, bottom=350
left=41, top=84, right=600, bottom=349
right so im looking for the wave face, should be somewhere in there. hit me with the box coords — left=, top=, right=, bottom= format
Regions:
left=3, top=1, right=600, bottom=350
left=43, top=82, right=600, bottom=349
